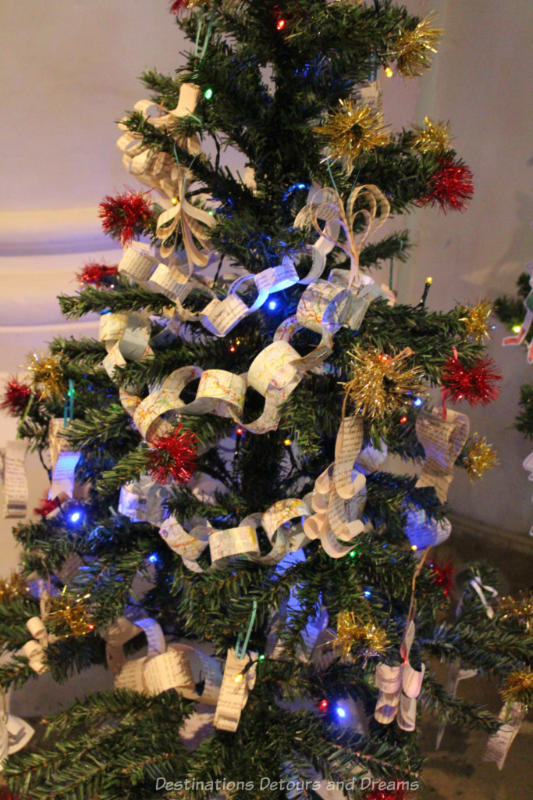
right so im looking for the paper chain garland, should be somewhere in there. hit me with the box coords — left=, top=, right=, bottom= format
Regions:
left=374, top=621, right=425, bottom=732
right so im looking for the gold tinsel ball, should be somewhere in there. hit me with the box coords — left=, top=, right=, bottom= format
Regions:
left=48, top=593, right=95, bottom=638
left=333, top=611, right=388, bottom=659
left=313, top=100, right=389, bottom=172
left=459, top=299, right=494, bottom=342
left=501, top=670, right=533, bottom=704
left=343, top=347, right=425, bottom=421
left=0, top=572, right=29, bottom=604
left=463, top=434, right=499, bottom=480
left=412, top=116, right=450, bottom=154
left=395, top=15, right=443, bottom=78
left=498, top=591, right=533, bottom=632
left=27, top=353, right=65, bottom=401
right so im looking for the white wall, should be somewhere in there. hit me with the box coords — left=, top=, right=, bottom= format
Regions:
left=1, top=0, right=532, bottom=586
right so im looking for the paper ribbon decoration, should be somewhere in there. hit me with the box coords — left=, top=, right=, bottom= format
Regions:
left=1, top=440, right=28, bottom=518
left=118, top=476, right=174, bottom=525
left=106, top=615, right=222, bottom=704
left=304, top=417, right=368, bottom=557
left=117, top=83, right=202, bottom=199
left=19, top=593, right=58, bottom=675
left=0, top=689, right=34, bottom=769
left=483, top=701, right=527, bottom=769
left=415, top=407, right=470, bottom=503
left=98, top=306, right=153, bottom=379
left=48, top=419, right=81, bottom=500
left=159, top=496, right=309, bottom=572
left=294, top=184, right=390, bottom=287
left=435, top=661, right=477, bottom=749
left=213, top=648, right=257, bottom=732
left=374, top=620, right=425, bottom=731
left=456, top=574, right=498, bottom=620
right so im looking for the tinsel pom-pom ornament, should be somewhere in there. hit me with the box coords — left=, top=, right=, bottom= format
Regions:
left=34, top=495, right=61, bottom=517
left=441, top=352, right=501, bottom=407
left=333, top=611, right=388, bottom=659
left=313, top=100, right=389, bottom=172
left=394, top=14, right=442, bottom=77
left=412, top=116, right=450, bottom=154
left=0, top=572, right=29, bottom=604
left=501, top=671, right=533, bottom=704
left=498, top=591, right=533, bottom=632
left=463, top=434, right=499, bottom=480
left=343, top=347, right=425, bottom=421
left=78, top=262, right=119, bottom=287
left=98, top=191, right=154, bottom=245
left=1, top=377, right=32, bottom=414
left=428, top=560, right=454, bottom=598
left=148, top=424, right=198, bottom=484
left=47, top=592, right=95, bottom=638
left=27, top=353, right=65, bottom=401
left=459, top=299, right=493, bottom=342
left=418, top=157, right=474, bottom=212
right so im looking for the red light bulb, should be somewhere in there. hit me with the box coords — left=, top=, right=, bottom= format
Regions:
left=319, top=699, right=329, bottom=711
left=400, top=415, right=408, bottom=424
left=276, top=18, right=286, bottom=30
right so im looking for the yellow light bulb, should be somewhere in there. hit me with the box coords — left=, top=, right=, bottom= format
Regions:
left=426, top=276, right=433, bottom=284
left=411, top=544, right=418, bottom=551
left=284, top=438, right=292, bottom=446
left=385, top=66, right=394, bottom=78
left=512, top=324, right=522, bottom=334
left=234, top=673, right=244, bottom=683
left=171, top=197, right=178, bottom=206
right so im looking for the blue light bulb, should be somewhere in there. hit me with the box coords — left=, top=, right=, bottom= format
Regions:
left=147, top=553, right=160, bottom=565
left=267, top=299, right=278, bottom=311
left=70, top=511, right=81, bottom=523
left=335, top=704, right=347, bottom=720
left=413, top=397, right=423, bottom=407
left=363, top=589, right=372, bottom=598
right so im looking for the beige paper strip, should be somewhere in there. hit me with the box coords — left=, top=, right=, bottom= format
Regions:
left=1, top=441, right=28, bottom=518
left=214, top=649, right=257, bottom=732
left=415, top=408, right=470, bottom=503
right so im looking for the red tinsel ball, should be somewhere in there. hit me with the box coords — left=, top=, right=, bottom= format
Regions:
left=78, top=262, right=119, bottom=287
left=34, top=496, right=60, bottom=517
left=418, top=157, right=474, bottom=212
left=1, top=378, right=32, bottom=415
left=429, top=559, right=455, bottom=597
left=441, top=353, right=501, bottom=406
left=98, top=191, right=154, bottom=245
left=148, top=425, right=198, bottom=485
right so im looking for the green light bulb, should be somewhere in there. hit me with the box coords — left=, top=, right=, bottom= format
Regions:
left=204, top=87, right=213, bottom=100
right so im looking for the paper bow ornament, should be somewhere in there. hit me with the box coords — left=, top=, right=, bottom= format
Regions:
left=415, top=407, right=470, bottom=503
left=294, top=184, right=390, bottom=287
left=484, top=701, right=527, bottom=770
left=304, top=416, right=367, bottom=557
left=456, top=573, right=498, bottom=620
left=214, top=648, right=257, bottom=732
left=374, top=621, right=425, bottom=731
left=156, top=173, right=216, bottom=264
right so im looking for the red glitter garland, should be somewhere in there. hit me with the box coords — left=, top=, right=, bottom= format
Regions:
left=34, top=496, right=61, bottom=517
left=418, top=156, right=474, bottom=212
left=78, top=263, right=119, bottom=287
left=1, top=378, right=32, bottom=415
left=98, top=191, right=154, bottom=245
left=148, top=425, right=198, bottom=485
left=441, top=352, right=501, bottom=406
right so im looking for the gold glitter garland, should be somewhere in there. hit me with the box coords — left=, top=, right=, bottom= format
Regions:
left=0, top=572, right=29, bottom=604
left=395, top=15, right=443, bottom=78
left=463, top=434, right=499, bottom=480
left=412, top=116, right=450, bottom=154
left=313, top=100, right=389, bottom=172
left=343, top=347, right=425, bottom=421
left=47, top=592, right=95, bottom=638
left=501, top=671, right=533, bottom=704
left=498, top=591, right=533, bottom=632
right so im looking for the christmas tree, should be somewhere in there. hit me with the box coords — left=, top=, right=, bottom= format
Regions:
left=1, top=2, right=532, bottom=798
